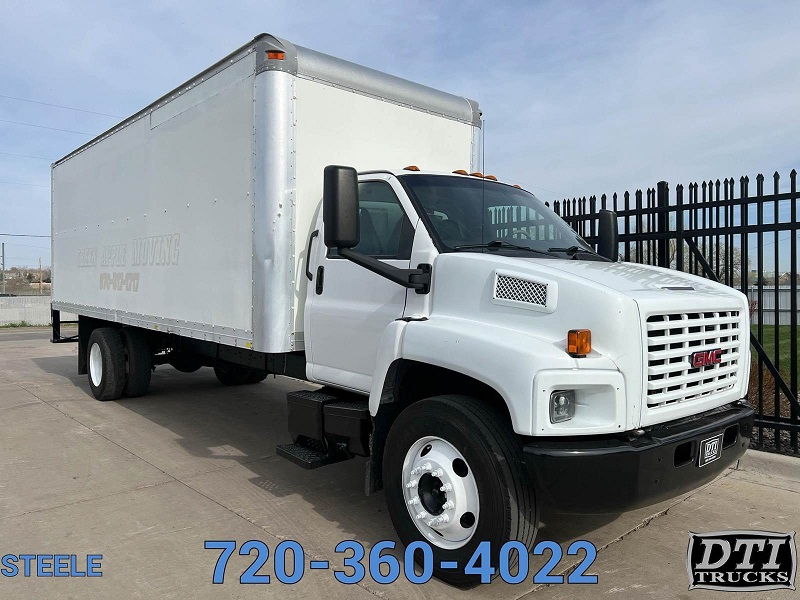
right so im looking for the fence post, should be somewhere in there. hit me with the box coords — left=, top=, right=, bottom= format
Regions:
left=656, top=181, right=669, bottom=268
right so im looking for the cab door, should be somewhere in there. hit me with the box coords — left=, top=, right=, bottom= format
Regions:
left=304, top=175, right=418, bottom=392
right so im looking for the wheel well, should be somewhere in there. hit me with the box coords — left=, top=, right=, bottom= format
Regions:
left=367, top=359, right=513, bottom=494
left=383, top=359, right=511, bottom=423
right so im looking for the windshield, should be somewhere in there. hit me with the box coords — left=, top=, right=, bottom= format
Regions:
left=399, top=175, right=595, bottom=258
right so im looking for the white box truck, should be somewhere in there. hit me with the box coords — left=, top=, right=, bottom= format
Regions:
left=51, top=34, right=753, bottom=584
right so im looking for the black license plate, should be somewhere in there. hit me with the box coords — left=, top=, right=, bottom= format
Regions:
left=697, top=433, right=724, bottom=467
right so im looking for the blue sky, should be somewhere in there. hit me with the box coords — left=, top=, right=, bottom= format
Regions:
left=1, top=0, right=799, bottom=267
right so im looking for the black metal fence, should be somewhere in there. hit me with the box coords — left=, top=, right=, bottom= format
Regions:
left=552, top=171, right=799, bottom=456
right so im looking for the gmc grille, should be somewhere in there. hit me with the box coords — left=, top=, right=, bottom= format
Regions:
left=646, top=310, right=740, bottom=408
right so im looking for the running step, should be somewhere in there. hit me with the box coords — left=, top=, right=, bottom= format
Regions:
left=276, top=439, right=348, bottom=470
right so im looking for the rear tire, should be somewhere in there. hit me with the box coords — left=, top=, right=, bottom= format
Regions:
left=122, top=328, right=152, bottom=397
left=87, top=328, right=126, bottom=401
left=214, top=363, right=257, bottom=386
left=383, top=395, right=537, bottom=586
left=245, top=369, right=268, bottom=384
left=169, top=352, right=203, bottom=373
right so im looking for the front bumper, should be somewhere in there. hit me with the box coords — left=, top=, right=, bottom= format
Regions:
left=523, top=401, right=753, bottom=513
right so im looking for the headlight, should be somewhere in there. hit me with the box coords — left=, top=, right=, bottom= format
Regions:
left=549, top=390, right=576, bottom=423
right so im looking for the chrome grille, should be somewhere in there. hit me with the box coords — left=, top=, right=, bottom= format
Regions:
left=494, top=274, right=547, bottom=306
left=646, top=311, right=740, bottom=408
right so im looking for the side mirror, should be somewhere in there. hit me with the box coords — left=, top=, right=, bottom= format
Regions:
left=323, top=165, right=359, bottom=249
left=597, top=209, right=619, bottom=262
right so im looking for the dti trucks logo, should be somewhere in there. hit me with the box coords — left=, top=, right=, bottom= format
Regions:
left=687, top=530, right=796, bottom=591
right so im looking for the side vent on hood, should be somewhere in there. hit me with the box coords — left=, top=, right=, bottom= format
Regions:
left=492, top=271, right=558, bottom=313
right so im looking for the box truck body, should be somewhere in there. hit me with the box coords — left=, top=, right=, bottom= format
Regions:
left=52, top=35, right=480, bottom=352
left=51, top=35, right=754, bottom=585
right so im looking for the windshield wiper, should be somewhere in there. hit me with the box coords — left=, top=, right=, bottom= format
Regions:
left=547, top=245, right=597, bottom=258
left=452, top=240, right=553, bottom=256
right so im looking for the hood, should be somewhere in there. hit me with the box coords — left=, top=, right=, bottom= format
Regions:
left=538, top=259, right=736, bottom=301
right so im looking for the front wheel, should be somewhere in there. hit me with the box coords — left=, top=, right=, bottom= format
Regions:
left=383, top=395, right=537, bottom=586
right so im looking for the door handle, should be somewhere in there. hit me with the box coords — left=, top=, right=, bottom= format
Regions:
left=305, top=229, right=319, bottom=280
left=315, top=266, right=325, bottom=295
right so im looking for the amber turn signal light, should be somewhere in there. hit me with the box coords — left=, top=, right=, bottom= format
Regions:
left=567, top=329, right=591, bottom=357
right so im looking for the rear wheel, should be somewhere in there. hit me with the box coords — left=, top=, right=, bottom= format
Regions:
left=214, top=363, right=265, bottom=386
left=169, top=352, right=203, bottom=373
left=245, top=369, right=268, bottom=384
left=383, top=395, right=537, bottom=586
left=87, top=328, right=126, bottom=401
left=122, top=328, right=152, bottom=397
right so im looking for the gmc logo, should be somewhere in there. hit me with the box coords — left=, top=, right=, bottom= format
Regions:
left=691, top=349, right=723, bottom=368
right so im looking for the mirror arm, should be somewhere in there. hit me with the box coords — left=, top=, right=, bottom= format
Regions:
left=339, top=248, right=431, bottom=294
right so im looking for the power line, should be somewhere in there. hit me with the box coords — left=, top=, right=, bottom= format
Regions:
left=0, top=233, right=51, bottom=238
left=3, top=241, right=50, bottom=250
left=0, top=94, right=121, bottom=118
left=0, top=180, right=49, bottom=188
left=0, top=118, right=92, bottom=135
left=0, top=150, right=51, bottom=161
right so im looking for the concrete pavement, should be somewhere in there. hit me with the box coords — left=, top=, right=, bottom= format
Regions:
left=0, top=327, right=797, bottom=599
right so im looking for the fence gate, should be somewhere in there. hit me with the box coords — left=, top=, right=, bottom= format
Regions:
left=553, top=170, right=799, bottom=456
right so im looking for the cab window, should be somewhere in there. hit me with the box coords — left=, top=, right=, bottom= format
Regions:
left=330, top=180, right=414, bottom=259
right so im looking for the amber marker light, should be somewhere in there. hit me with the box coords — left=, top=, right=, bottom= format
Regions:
left=403, top=165, right=420, bottom=171
left=567, top=329, right=592, bottom=357
left=267, top=50, right=286, bottom=60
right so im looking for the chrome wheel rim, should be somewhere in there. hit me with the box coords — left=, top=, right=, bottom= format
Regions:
left=402, top=435, right=479, bottom=549
left=89, top=342, right=103, bottom=387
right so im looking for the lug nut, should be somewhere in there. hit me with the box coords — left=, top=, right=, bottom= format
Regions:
left=411, top=462, right=432, bottom=476
left=415, top=511, right=429, bottom=520
left=426, top=514, right=450, bottom=527
left=431, top=468, right=444, bottom=477
left=439, top=483, right=452, bottom=492
left=407, top=497, right=420, bottom=506
left=442, top=501, right=454, bottom=510
left=405, top=479, right=418, bottom=489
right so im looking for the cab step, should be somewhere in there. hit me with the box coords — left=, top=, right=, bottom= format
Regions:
left=276, top=437, right=346, bottom=470
left=276, top=389, right=371, bottom=470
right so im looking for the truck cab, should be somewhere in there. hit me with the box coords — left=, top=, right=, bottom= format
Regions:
left=290, top=166, right=753, bottom=583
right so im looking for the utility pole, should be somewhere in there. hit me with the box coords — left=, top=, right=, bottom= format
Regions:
left=39, top=257, right=43, bottom=295
left=1, top=242, right=5, bottom=296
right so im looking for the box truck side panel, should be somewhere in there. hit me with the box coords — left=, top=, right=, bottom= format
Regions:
left=289, top=76, right=478, bottom=338
left=52, top=53, right=257, bottom=345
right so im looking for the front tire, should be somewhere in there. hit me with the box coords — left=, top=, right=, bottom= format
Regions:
left=383, top=395, right=537, bottom=586
left=87, top=328, right=126, bottom=401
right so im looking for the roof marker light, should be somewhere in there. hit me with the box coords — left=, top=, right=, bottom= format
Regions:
left=403, top=165, right=420, bottom=171
left=484, top=174, right=497, bottom=181
left=267, top=50, right=286, bottom=60
left=452, top=169, right=468, bottom=175
left=469, top=172, right=483, bottom=178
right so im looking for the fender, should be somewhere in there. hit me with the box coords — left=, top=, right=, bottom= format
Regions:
left=369, top=315, right=619, bottom=435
